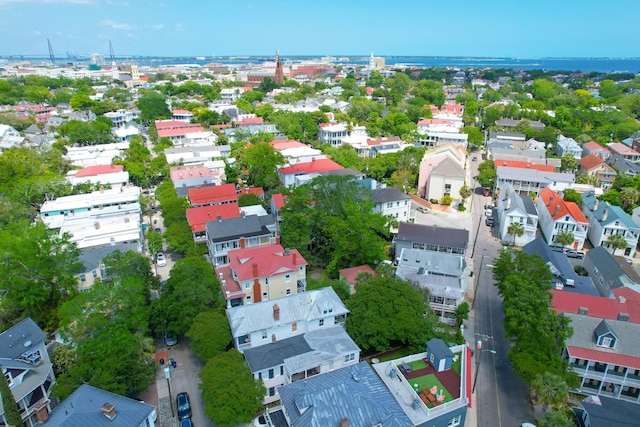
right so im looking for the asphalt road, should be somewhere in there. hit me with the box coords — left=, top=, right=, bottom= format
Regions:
left=469, top=156, right=534, bottom=427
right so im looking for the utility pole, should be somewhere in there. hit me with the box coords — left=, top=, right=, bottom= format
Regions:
left=472, top=254, right=485, bottom=309
left=164, top=367, right=174, bottom=417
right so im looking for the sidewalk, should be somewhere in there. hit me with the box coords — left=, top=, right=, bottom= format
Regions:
left=155, top=350, right=177, bottom=427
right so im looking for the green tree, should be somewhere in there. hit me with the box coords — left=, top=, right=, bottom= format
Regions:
left=555, top=229, right=575, bottom=250
left=69, top=93, right=95, bottom=111
left=575, top=174, right=598, bottom=186
left=619, top=187, right=640, bottom=211
left=606, top=232, right=628, bottom=255
left=238, top=193, right=263, bottom=207
left=441, top=194, right=453, bottom=206
left=186, top=310, right=232, bottom=361
left=137, top=91, right=171, bottom=124
left=461, top=126, right=483, bottom=146
left=477, top=160, right=496, bottom=188
left=453, top=302, right=470, bottom=328
left=346, top=276, right=429, bottom=352
left=536, top=410, right=574, bottom=427
left=236, top=142, right=285, bottom=190
left=459, top=184, right=472, bottom=204
left=199, top=350, right=265, bottom=427
left=559, top=153, right=578, bottom=172
left=531, top=371, right=569, bottom=412
left=562, top=188, right=581, bottom=204
left=50, top=344, right=77, bottom=377
left=0, top=373, right=23, bottom=427
left=0, top=221, right=81, bottom=331
left=507, top=221, right=525, bottom=245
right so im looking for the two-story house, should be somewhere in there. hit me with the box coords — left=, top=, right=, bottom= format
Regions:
left=206, top=214, right=277, bottom=265
left=393, top=223, right=469, bottom=262
left=216, top=244, right=307, bottom=308
left=607, top=142, right=640, bottom=165
left=582, top=246, right=640, bottom=298
left=562, top=313, right=640, bottom=403
left=277, top=158, right=343, bottom=187
left=0, top=318, right=55, bottom=427
left=536, top=188, right=589, bottom=250
left=581, top=192, right=640, bottom=257
left=186, top=203, right=241, bottom=243
left=582, top=141, right=611, bottom=161
left=496, top=183, right=538, bottom=246
left=495, top=166, right=575, bottom=196
left=555, top=135, right=583, bottom=159
left=371, top=187, right=411, bottom=222
left=578, top=155, right=617, bottom=189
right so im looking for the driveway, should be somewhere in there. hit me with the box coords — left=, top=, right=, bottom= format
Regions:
left=156, top=337, right=215, bottom=427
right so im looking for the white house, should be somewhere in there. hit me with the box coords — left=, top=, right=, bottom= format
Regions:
left=496, top=183, right=539, bottom=246
left=555, top=135, right=583, bottom=159
left=581, top=192, right=640, bottom=257
left=371, top=187, right=411, bottom=222
left=536, top=187, right=589, bottom=250
left=496, top=166, right=575, bottom=196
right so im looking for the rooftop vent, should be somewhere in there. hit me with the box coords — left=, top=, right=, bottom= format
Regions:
left=578, top=306, right=589, bottom=315
left=101, top=402, right=116, bottom=420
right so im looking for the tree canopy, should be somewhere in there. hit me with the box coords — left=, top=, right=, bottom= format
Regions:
left=186, top=310, right=232, bottom=361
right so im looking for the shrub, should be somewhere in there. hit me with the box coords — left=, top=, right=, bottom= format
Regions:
left=441, top=195, right=453, bottom=206
left=457, top=204, right=466, bottom=211
left=430, top=198, right=439, bottom=204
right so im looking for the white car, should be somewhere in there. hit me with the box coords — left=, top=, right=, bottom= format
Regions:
left=156, top=252, right=167, bottom=267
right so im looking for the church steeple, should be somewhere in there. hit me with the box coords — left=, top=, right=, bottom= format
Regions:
left=274, top=50, right=283, bottom=85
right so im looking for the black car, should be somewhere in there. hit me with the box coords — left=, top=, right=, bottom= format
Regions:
left=177, top=392, right=192, bottom=420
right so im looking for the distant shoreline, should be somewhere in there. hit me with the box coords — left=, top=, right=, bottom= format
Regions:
left=2, top=55, right=639, bottom=73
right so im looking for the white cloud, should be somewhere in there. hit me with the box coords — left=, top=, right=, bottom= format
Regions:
left=100, top=19, right=136, bottom=31
left=149, top=24, right=165, bottom=30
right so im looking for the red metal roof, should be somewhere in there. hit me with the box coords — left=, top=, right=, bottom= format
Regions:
left=272, top=193, right=285, bottom=210
left=493, top=160, right=555, bottom=172
left=186, top=203, right=240, bottom=232
left=367, top=136, right=401, bottom=146
left=278, top=158, right=343, bottom=175
left=551, top=289, right=640, bottom=324
left=417, top=118, right=454, bottom=126
left=270, top=140, right=306, bottom=151
left=227, top=244, right=307, bottom=281
left=172, top=109, right=191, bottom=115
left=234, top=117, right=264, bottom=126
left=155, top=120, right=201, bottom=130
left=578, top=154, right=606, bottom=170
left=538, top=187, right=589, bottom=223
left=567, top=346, right=640, bottom=370
left=338, top=265, right=376, bottom=285
left=239, top=187, right=264, bottom=197
left=583, top=141, right=610, bottom=152
left=157, top=126, right=204, bottom=137
left=188, top=183, right=238, bottom=206
left=74, top=164, right=124, bottom=177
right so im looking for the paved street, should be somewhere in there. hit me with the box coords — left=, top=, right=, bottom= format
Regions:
left=467, top=155, right=534, bottom=427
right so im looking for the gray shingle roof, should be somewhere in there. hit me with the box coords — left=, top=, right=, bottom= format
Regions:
left=579, top=394, right=640, bottom=427
left=396, top=223, right=469, bottom=250
left=372, top=187, right=410, bottom=204
left=244, top=335, right=311, bottom=372
left=227, top=287, right=349, bottom=337
left=44, top=384, right=155, bottom=427
left=206, top=214, right=274, bottom=241
left=278, top=361, right=413, bottom=427
left=0, top=318, right=45, bottom=360
left=565, top=313, right=640, bottom=358
left=78, top=243, right=138, bottom=274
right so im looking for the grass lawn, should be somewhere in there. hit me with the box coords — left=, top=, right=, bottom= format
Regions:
left=409, top=374, right=454, bottom=404
left=378, top=347, right=413, bottom=362
left=452, top=352, right=461, bottom=374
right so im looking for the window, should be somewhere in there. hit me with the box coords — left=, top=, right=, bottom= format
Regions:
left=246, top=295, right=252, bottom=303
left=386, top=202, right=393, bottom=208
left=319, top=319, right=324, bottom=327
left=262, top=292, right=268, bottom=300
left=286, top=288, right=291, bottom=295
left=268, top=387, right=275, bottom=397
left=244, top=281, right=251, bottom=289
left=285, top=274, right=291, bottom=283
left=344, top=353, right=355, bottom=363
left=448, top=415, right=462, bottom=427
left=79, top=274, right=86, bottom=283
left=265, top=277, right=269, bottom=285
left=268, top=369, right=274, bottom=379
left=262, top=330, right=267, bottom=339
left=599, top=336, right=614, bottom=348
left=280, top=366, right=284, bottom=375
left=292, top=322, right=297, bottom=332
left=258, top=372, right=262, bottom=380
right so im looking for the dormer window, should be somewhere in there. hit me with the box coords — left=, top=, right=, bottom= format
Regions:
left=594, top=319, right=618, bottom=349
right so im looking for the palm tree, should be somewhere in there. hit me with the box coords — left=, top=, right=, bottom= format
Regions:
left=531, top=372, right=569, bottom=412
left=607, top=232, right=628, bottom=255
left=507, top=221, right=525, bottom=246
left=619, top=187, right=640, bottom=211
left=555, top=229, right=575, bottom=250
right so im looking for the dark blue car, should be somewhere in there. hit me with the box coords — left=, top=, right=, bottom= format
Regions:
left=177, top=392, right=192, bottom=420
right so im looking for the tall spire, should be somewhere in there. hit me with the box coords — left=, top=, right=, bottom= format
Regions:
left=274, top=50, right=283, bottom=85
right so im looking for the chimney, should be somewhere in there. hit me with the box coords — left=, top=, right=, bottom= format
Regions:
left=526, top=163, right=531, bottom=168
left=549, top=196, right=554, bottom=205
left=506, top=198, right=511, bottom=210
left=240, top=237, right=246, bottom=249
left=618, top=312, right=629, bottom=322
left=276, top=236, right=281, bottom=245
left=292, top=252, right=297, bottom=266
left=340, top=419, right=349, bottom=427
left=602, top=209, right=608, bottom=221
left=578, top=306, right=588, bottom=315
left=273, top=304, right=280, bottom=321
left=593, top=200, right=599, bottom=211
left=101, top=402, right=116, bottom=420
left=217, top=214, right=222, bottom=222
left=555, top=205, right=560, bottom=216
left=252, top=262, right=258, bottom=277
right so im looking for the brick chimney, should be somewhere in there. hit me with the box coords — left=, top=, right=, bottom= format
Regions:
left=555, top=205, right=560, bottom=216
left=240, top=237, right=246, bottom=249
left=273, top=303, right=280, bottom=321
left=292, top=252, right=297, bottom=266
left=252, top=263, right=261, bottom=303
left=101, top=402, right=116, bottom=420
left=340, top=418, right=349, bottom=427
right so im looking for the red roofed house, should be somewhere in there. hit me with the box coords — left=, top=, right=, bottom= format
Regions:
left=270, top=193, right=285, bottom=223
left=66, top=164, right=129, bottom=186
left=216, top=244, right=307, bottom=307
left=578, top=154, right=617, bottom=189
left=188, top=183, right=240, bottom=207
left=493, top=159, right=555, bottom=172
left=339, top=265, right=376, bottom=294
left=278, top=158, right=343, bottom=187
left=536, top=187, right=590, bottom=250
left=172, top=109, right=194, bottom=123
left=563, top=311, right=640, bottom=402
left=234, top=117, right=264, bottom=127
left=157, top=125, right=205, bottom=142
left=551, top=288, right=640, bottom=324
left=582, top=141, right=611, bottom=160
left=608, top=142, right=640, bottom=164
left=440, top=103, right=464, bottom=116
left=186, top=202, right=241, bottom=242
left=154, top=120, right=202, bottom=131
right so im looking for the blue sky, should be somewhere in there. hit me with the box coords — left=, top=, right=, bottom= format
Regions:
left=1, top=0, right=638, bottom=58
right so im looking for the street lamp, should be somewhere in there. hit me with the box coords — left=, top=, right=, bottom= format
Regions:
left=472, top=339, right=496, bottom=393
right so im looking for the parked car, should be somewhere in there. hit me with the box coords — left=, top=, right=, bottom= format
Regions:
left=252, top=414, right=269, bottom=427
left=180, top=419, right=193, bottom=427
left=165, top=335, right=177, bottom=346
left=485, top=217, right=494, bottom=227
left=485, top=206, right=493, bottom=217
left=472, top=156, right=477, bottom=161
left=416, top=206, right=429, bottom=214
left=176, top=392, right=192, bottom=420
left=565, top=249, right=585, bottom=259
left=156, top=252, right=167, bottom=267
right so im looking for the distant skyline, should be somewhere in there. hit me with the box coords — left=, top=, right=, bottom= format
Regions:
left=1, top=0, right=639, bottom=58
